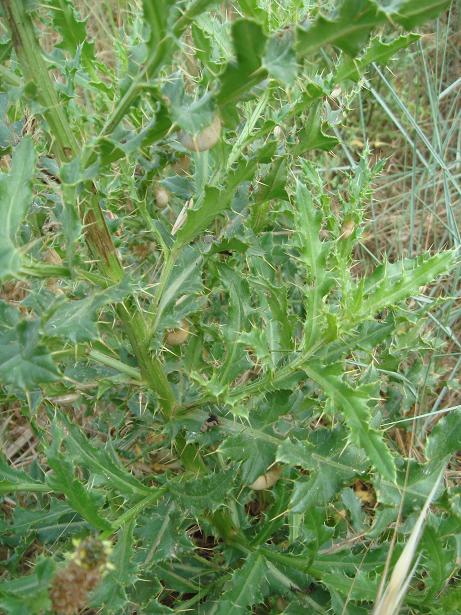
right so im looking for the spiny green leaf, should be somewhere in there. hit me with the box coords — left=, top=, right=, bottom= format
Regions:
left=421, top=525, right=455, bottom=599
left=174, top=186, right=224, bottom=247
left=234, top=0, right=265, bottom=20
left=297, top=0, right=450, bottom=56
left=215, top=552, right=268, bottom=614
left=295, top=180, right=333, bottom=349
left=60, top=417, right=152, bottom=497
left=296, top=1, right=383, bottom=58
left=174, top=144, right=269, bottom=246
left=164, top=77, right=215, bottom=134
left=0, top=301, right=20, bottom=331
left=219, top=433, right=276, bottom=484
left=214, top=265, right=251, bottom=386
left=340, top=487, right=365, bottom=531
left=217, top=19, right=267, bottom=106
left=290, top=468, right=344, bottom=513
left=349, top=251, right=455, bottom=324
left=9, top=500, right=85, bottom=543
left=0, top=558, right=55, bottom=615
left=374, top=459, right=445, bottom=513
left=46, top=452, right=112, bottom=531
left=0, top=137, right=35, bottom=278
left=263, top=282, right=294, bottom=359
left=276, top=439, right=315, bottom=469
left=0, top=457, right=47, bottom=495
left=395, top=0, right=452, bottom=30
left=0, top=320, right=60, bottom=389
left=169, top=470, right=234, bottom=512
left=136, top=501, right=194, bottom=564
left=440, top=584, right=461, bottom=612
left=295, top=0, right=449, bottom=59
left=156, top=246, right=203, bottom=331
left=44, top=283, right=131, bottom=343
left=293, top=106, right=339, bottom=154
left=295, top=181, right=328, bottom=283
left=311, top=566, right=378, bottom=602
left=215, top=1, right=448, bottom=111
left=277, top=432, right=361, bottom=513
left=239, top=328, right=276, bottom=370
left=277, top=430, right=367, bottom=475
left=254, top=157, right=288, bottom=204
left=44, top=295, right=102, bottom=342
left=335, top=34, right=420, bottom=83
left=47, top=0, right=95, bottom=64
left=263, top=32, right=297, bottom=85
left=90, top=520, right=138, bottom=611
left=305, top=364, right=396, bottom=482
left=425, top=409, right=461, bottom=461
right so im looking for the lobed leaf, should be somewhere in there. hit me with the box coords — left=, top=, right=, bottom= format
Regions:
left=46, top=452, right=112, bottom=531
left=290, top=469, right=344, bottom=513
left=0, top=320, right=60, bottom=389
left=136, top=501, right=194, bottom=564
left=0, top=457, right=47, bottom=495
left=44, top=282, right=132, bottom=343
left=0, top=558, right=55, bottom=615
left=425, top=409, right=461, bottom=461
left=263, top=32, right=297, bottom=85
left=217, top=19, right=267, bottom=107
left=47, top=0, right=95, bottom=65
left=295, top=180, right=333, bottom=349
left=174, top=143, right=272, bottom=246
left=304, top=364, right=396, bottom=482
left=219, top=433, right=276, bottom=484
left=169, top=470, right=234, bottom=513
left=90, top=520, right=138, bottom=612
left=293, top=107, right=339, bottom=154
left=60, top=417, right=152, bottom=497
left=335, top=34, right=420, bottom=83
left=296, top=0, right=450, bottom=58
left=215, top=552, right=268, bottom=614
left=348, top=251, right=456, bottom=324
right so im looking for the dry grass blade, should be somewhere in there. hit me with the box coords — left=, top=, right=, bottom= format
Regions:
left=373, top=467, right=445, bottom=615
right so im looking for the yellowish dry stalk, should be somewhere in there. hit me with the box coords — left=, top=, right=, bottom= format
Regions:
left=373, top=467, right=445, bottom=615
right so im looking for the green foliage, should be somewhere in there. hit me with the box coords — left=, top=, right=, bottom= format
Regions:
left=0, top=0, right=458, bottom=613
left=305, top=364, right=396, bottom=481
left=0, top=137, right=35, bottom=278
left=0, top=321, right=60, bottom=389
left=216, top=553, right=268, bottom=614
left=425, top=409, right=461, bottom=460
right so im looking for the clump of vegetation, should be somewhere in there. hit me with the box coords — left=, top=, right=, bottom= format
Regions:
left=0, top=1, right=460, bottom=613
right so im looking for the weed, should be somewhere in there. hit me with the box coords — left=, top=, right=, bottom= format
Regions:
left=0, top=1, right=460, bottom=613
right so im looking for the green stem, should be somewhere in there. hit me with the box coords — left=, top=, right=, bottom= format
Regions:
left=117, top=303, right=176, bottom=414
left=149, top=248, right=179, bottom=336
left=1, top=0, right=176, bottom=416
left=1, top=0, right=78, bottom=160
left=0, top=482, right=50, bottom=494
left=88, top=349, right=142, bottom=380
left=20, top=263, right=70, bottom=279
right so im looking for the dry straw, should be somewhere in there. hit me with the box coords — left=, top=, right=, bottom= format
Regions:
left=373, top=467, right=445, bottom=615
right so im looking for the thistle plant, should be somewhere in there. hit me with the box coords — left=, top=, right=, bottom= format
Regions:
left=0, top=1, right=460, bottom=613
